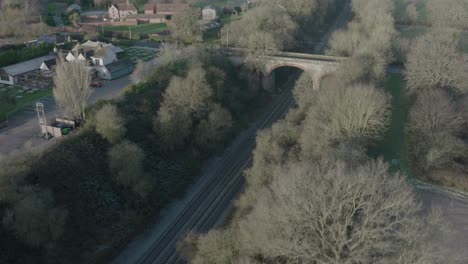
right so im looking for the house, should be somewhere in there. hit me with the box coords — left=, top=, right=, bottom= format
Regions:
left=144, top=3, right=157, bottom=14
left=155, top=3, right=190, bottom=15
left=66, top=41, right=119, bottom=66
left=108, top=3, right=138, bottom=20
left=95, top=58, right=134, bottom=80
left=90, top=46, right=117, bottom=66
left=40, top=58, right=57, bottom=71
left=0, top=55, right=57, bottom=85
left=202, top=6, right=218, bottom=21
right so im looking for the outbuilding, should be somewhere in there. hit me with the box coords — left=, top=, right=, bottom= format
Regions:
left=0, top=55, right=57, bottom=85
left=95, top=58, right=134, bottom=80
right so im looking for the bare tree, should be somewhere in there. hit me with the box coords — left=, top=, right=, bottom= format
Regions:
left=108, top=141, right=152, bottom=197
left=328, top=0, right=396, bottom=81
left=168, top=6, right=202, bottom=43
left=405, top=29, right=468, bottom=94
left=407, top=89, right=467, bottom=172
left=53, top=60, right=91, bottom=120
left=222, top=5, right=297, bottom=71
left=194, top=104, right=233, bottom=148
left=2, top=188, right=67, bottom=248
left=300, top=83, right=391, bottom=158
left=427, top=0, right=468, bottom=30
left=131, top=60, right=155, bottom=84
left=95, top=104, right=126, bottom=144
left=235, top=159, right=452, bottom=263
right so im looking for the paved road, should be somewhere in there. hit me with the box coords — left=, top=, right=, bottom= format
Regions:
left=0, top=76, right=131, bottom=155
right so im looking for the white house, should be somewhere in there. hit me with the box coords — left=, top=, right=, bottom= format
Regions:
left=90, top=46, right=117, bottom=66
left=108, top=3, right=137, bottom=20
left=202, top=6, right=218, bottom=21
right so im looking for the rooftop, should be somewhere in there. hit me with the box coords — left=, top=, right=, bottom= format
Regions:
left=2, top=54, right=57, bottom=76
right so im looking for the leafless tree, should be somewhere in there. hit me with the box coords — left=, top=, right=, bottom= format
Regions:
left=300, top=83, right=391, bottom=159
left=168, top=6, right=202, bottom=43
left=53, top=60, right=91, bottom=120
left=407, top=89, right=467, bottom=172
left=405, top=29, right=468, bottom=94
left=131, top=60, right=155, bottom=84
left=222, top=5, right=297, bottom=71
left=328, top=0, right=396, bottom=81
left=95, top=104, right=126, bottom=144
left=235, top=159, right=452, bottom=263
left=427, top=0, right=468, bottom=30
left=194, top=104, right=233, bottom=148
left=108, top=140, right=152, bottom=197
left=2, top=188, right=67, bottom=248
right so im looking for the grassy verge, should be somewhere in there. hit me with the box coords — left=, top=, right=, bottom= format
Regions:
left=368, top=74, right=413, bottom=177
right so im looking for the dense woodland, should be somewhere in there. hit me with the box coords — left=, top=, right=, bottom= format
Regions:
left=184, top=0, right=468, bottom=263
left=0, top=0, right=467, bottom=263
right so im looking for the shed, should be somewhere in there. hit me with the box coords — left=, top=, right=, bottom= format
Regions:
left=40, top=58, right=57, bottom=71
left=0, top=55, right=57, bottom=85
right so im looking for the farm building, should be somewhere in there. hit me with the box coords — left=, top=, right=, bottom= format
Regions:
left=95, top=58, right=134, bottom=80
left=0, top=55, right=57, bottom=86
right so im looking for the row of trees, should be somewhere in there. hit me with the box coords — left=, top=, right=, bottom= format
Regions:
left=399, top=0, right=468, bottom=29
left=0, top=0, right=48, bottom=39
left=185, top=0, right=456, bottom=262
left=402, top=2, right=468, bottom=189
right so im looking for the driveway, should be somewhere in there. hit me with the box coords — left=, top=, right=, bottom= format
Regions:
left=0, top=76, right=131, bottom=156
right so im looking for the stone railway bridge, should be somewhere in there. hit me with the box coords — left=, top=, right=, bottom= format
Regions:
left=223, top=48, right=347, bottom=90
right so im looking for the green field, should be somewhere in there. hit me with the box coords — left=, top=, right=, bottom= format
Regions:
left=103, top=23, right=168, bottom=34
left=120, top=47, right=158, bottom=63
left=194, top=0, right=230, bottom=8
left=0, top=86, right=52, bottom=122
left=368, top=74, right=412, bottom=176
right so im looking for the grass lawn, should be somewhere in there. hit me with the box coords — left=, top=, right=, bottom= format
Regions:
left=194, top=0, right=230, bottom=8
left=368, top=74, right=413, bottom=178
left=103, top=23, right=168, bottom=34
left=120, top=47, right=158, bottom=63
left=0, top=86, right=52, bottom=122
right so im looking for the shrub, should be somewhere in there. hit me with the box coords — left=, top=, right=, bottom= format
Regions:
left=108, top=141, right=152, bottom=197
left=95, top=104, right=126, bottom=144
left=2, top=189, right=67, bottom=248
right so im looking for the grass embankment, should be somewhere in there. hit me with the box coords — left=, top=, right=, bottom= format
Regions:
left=369, top=74, right=413, bottom=178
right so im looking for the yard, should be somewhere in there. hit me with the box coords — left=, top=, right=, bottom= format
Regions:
left=103, top=23, right=168, bottom=34
left=119, top=47, right=158, bottom=63
left=0, top=85, right=51, bottom=122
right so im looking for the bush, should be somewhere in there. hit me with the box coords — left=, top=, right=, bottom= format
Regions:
left=2, top=189, right=67, bottom=248
left=406, top=89, right=466, bottom=172
left=95, top=104, right=126, bottom=144
left=108, top=141, right=152, bottom=197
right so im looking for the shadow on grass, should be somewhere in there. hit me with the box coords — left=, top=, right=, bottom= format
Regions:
left=368, top=74, right=415, bottom=180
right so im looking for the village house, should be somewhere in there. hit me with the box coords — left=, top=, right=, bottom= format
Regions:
left=144, top=3, right=157, bottom=14
left=108, top=3, right=138, bottom=20
left=65, top=40, right=122, bottom=66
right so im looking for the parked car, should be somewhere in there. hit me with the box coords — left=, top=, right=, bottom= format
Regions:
left=91, top=81, right=103, bottom=88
